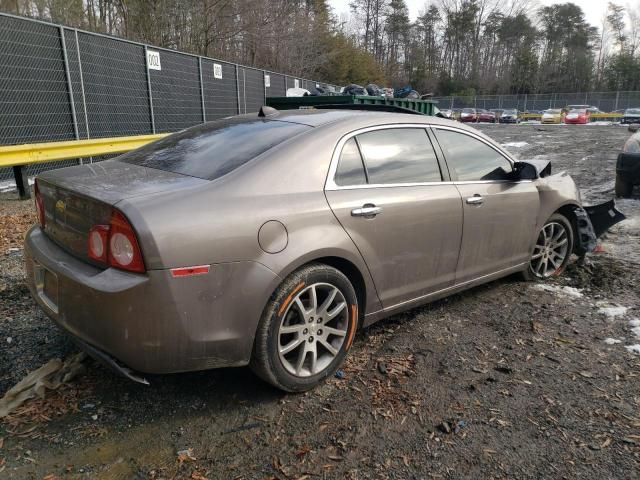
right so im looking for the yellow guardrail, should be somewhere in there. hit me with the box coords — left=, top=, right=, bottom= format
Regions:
left=0, top=134, right=168, bottom=169
left=591, top=113, right=623, bottom=119
left=1, top=133, right=169, bottom=199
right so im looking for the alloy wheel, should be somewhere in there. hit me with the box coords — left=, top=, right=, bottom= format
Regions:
left=530, top=222, right=570, bottom=278
left=278, top=283, right=349, bottom=377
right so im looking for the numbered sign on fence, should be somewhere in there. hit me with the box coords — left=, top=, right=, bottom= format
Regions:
left=213, top=64, right=223, bottom=79
left=265, top=75, right=271, bottom=88
left=146, top=50, right=161, bottom=70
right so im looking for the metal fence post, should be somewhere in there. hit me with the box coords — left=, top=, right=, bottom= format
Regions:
left=198, top=57, right=206, bottom=123
left=243, top=69, right=247, bottom=114
left=60, top=26, right=80, bottom=163
left=235, top=65, right=241, bottom=115
left=263, top=70, right=267, bottom=104
left=615, top=91, right=620, bottom=111
left=74, top=29, right=90, bottom=142
left=144, top=45, right=156, bottom=134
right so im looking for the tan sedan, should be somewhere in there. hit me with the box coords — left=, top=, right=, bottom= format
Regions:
left=24, top=108, right=622, bottom=391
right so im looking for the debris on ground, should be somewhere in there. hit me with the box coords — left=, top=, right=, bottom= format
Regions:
left=0, top=352, right=86, bottom=418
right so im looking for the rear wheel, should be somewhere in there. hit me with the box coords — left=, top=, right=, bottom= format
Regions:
left=522, top=214, right=573, bottom=281
left=615, top=174, right=633, bottom=198
left=251, top=263, right=359, bottom=392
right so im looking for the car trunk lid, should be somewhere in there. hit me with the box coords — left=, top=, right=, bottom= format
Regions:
left=37, top=160, right=208, bottom=264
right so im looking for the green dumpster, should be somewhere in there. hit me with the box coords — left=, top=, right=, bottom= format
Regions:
left=266, top=95, right=438, bottom=116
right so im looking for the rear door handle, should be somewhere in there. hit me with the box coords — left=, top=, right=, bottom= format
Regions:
left=466, top=195, right=484, bottom=205
left=351, top=204, right=382, bottom=217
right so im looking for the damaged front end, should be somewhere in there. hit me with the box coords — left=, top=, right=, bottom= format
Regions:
left=572, top=200, right=626, bottom=256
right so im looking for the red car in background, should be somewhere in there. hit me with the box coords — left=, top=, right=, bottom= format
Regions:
left=459, top=108, right=479, bottom=122
left=478, top=109, right=497, bottom=123
left=564, top=109, right=590, bottom=124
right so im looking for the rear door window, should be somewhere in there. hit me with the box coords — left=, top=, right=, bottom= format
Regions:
left=435, top=129, right=512, bottom=181
left=355, top=128, right=442, bottom=184
left=335, top=138, right=367, bottom=186
left=120, top=118, right=311, bottom=180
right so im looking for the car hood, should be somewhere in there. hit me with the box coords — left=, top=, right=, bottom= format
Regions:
left=38, top=159, right=209, bottom=206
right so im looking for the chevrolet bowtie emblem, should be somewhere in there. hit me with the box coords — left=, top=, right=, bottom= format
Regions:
left=55, top=200, right=65, bottom=213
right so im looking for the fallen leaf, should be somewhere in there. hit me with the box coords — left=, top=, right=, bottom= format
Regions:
left=177, top=448, right=196, bottom=464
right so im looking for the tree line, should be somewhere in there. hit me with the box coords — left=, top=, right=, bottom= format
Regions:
left=1, top=0, right=640, bottom=95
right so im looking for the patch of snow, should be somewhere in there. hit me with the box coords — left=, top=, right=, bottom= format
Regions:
left=604, top=338, right=622, bottom=345
left=531, top=284, right=584, bottom=298
left=629, top=318, right=640, bottom=327
left=587, top=121, right=613, bottom=126
left=501, top=141, right=529, bottom=148
left=631, top=326, right=640, bottom=339
left=625, top=345, right=640, bottom=354
left=597, top=305, right=628, bottom=319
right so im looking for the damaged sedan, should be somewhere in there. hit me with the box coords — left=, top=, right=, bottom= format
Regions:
left=24, top=108, right=624, bottom=392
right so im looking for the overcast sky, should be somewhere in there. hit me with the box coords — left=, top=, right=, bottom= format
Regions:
left=328, top=0, right=629, bottom=29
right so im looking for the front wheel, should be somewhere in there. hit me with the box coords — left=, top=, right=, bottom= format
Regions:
left=522, top=214, right=574, bottom=281
left=251, top=263, right=359, bottom=392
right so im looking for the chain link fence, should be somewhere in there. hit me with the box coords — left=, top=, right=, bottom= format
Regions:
left=432, top=91, right=640, bottom=112
left=0, top=12, right=340, bottom=183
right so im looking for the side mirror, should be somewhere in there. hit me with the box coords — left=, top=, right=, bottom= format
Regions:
left=513, top=161, right=538, bottom=180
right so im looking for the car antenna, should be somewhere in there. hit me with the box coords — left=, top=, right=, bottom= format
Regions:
left=258, top=106, right=279, bottom=117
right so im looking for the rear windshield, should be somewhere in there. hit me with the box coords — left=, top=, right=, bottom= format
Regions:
left=120, top=118, right=311, bottom=180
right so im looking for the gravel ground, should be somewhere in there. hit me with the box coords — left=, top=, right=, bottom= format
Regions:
left=0, top=124, right=639, bottom=479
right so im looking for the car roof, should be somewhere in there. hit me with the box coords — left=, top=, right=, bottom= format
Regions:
left=240, top=108, right=476, bottom=131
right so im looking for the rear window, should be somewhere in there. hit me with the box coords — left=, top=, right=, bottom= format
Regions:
left=120, top=118, right=311, bottom=180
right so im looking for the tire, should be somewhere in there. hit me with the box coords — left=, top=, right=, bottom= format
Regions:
left=522, top=213, right=574, bottom=282
left=615, top=174, right=633, bottom=198
left=251, top=263, right=359, bottom=392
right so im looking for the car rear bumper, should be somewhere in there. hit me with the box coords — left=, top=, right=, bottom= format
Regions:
left=24, top=226, right=279, bottom=374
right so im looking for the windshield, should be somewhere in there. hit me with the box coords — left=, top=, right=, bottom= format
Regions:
left=120, top=118, right=311, bottom=180
left=503, top=110, right=516, bottom=115
left=544, top=109, right=561, bottom=114
left=569, top=109, right=586, bottom=114
left=462, top=108, right=475, bottom=113
left=626, top=108, right=640, bottom=114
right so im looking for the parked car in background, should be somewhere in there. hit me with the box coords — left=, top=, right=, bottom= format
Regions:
left=616, top=126, right=640, bottom=196
left=23, top=108, right=622, bottom=391
left=478, top=109, right=497, bottom=123
left=621, top=108, right=640, bottom=124
left=566, top=104, right=590, bottom=111
left=459, top=108, right=479, bottom=122
left=564, top=109, right=590, bottom=124
left=541, top=109, right=563, bottom=124
left=500, top=109, right=519, bottom=124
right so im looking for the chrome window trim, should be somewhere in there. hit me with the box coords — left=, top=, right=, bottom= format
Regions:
left=325, top=123, right=522, bottom=191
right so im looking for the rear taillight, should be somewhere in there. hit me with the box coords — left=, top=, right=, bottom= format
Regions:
left=34, top=180, right=45, bottom=228
left=87, top=209, right=145, bottom=273
left=88, top=225, right=109, bottom=263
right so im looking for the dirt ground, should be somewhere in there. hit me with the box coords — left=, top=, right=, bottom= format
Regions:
left=1, top=124, right=639, bottom=480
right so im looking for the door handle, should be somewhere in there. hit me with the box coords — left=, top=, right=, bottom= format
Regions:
left=351, top=204, right=382, bottom=217
left=466, top=195, right=484, bottom=205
